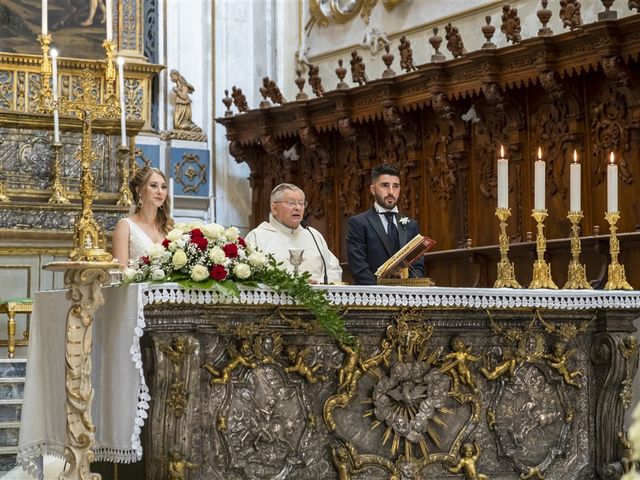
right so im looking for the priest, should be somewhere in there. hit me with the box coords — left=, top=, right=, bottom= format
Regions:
left=245, top=183, right=342, bottom=284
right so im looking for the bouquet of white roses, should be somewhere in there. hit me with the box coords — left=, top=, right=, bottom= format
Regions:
left=123, top=222, right=351, bottom=342
left=122, top=222, right=269, bottom=296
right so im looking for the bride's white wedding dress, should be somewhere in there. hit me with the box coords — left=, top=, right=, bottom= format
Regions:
left=124, top=218, right=154, bottom=264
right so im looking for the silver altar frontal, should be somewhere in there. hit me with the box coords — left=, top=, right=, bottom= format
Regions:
left=18, top=284, right=640, bottom=480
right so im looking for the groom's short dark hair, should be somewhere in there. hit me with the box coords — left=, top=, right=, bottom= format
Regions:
left=371, top=164, right=400, bottom=183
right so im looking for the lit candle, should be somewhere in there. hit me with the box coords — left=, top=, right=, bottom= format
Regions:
left=106, top=0, right=113, bottom=41
left=117, top=56, right=127, bottom=147
left=607, top=152, right=618, bottom=213
left=42, top=0, right=48, bottom=35
left=497, top=145, right=508, bottom=208
left=570, top=150, right=581, bottom=212
left=51, top=48, right=59, bottom=144
left=534, top=147, right=545, bottom=210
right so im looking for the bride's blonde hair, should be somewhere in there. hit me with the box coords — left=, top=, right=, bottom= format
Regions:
left=130, top=167, right=175, bottom=234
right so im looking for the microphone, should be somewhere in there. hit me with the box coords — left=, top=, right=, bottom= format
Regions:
left=300, top=220, right=328, bottom=284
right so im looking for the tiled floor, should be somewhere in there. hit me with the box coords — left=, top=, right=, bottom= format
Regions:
left=1, top=456, right=65, bottom=479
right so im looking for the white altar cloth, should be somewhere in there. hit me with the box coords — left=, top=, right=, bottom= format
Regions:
left=15, top=282, right=640, bottom=478
left=16, top=284, right=149, bottom=479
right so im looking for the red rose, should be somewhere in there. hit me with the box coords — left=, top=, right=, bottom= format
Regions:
left=141, top=256, right=150, bottom=265
left=190, top=228, right=204, bottom=238
left=191, top=235, right=208, bottom=251
left=162, top=238, right=170, bottom=249
left=210, top=264, right=228, bottom=281
left=238, top=237, right=246, bottom=248
left=222, top=243, right=238, bottom=258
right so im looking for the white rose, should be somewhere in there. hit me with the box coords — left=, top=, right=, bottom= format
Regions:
left=176, top=239, right=186, bottom=249
left=172, top=249, right=188, bottom=269
left=224, top=226, right=240, bottom=241
left=190, top=264, right=209, bottom=282
left=151, top=269, right=165, bottom=281
left=248, top=251, right=266, bottom=268
left=188, top=220, right=204, bottom=230
left=174, top=222, right=188, bottom=231
left=148, top=243, right=165, bottom=260
left=122, top=268, right=138, bottom=282
left=209, top=246, right=226, bottom=264
left=166, top=228, right=184, bottom=242
left=201, top=223, right=225, bottom=240
left=233, top=263, right=252, bottom=279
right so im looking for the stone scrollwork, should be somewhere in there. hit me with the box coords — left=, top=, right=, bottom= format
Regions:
left=308, top=0, right=405, bottom=31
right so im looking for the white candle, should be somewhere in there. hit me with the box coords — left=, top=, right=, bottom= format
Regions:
left=607, top=152, right=618, bottom=213
left=51, top=48, right=59, bottom=144
left=570, top=150, right=581, bottom=212
left=106, top=0, right=113, bottom=41
left=534, top=147, right=545, bottom=210
left=117, top=56, right=127, bottom=147
left=42, top=0, right=48, bottom=35
left=497, top=147, right=508, bottom=209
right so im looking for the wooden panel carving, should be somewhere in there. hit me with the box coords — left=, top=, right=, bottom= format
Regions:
left=218, top=15, right=640, bottom=287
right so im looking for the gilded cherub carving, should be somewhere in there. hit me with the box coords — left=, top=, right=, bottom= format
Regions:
left=448, top=442, right=488, bottom=480
left=545, top=342, right=582, bottom=388
left=285, top=345, right=327, bottom=384
left=159, top=336, right=195, bottom=375
left=481, top=355, right=518, bottom=380
left=202, top=339, right=257, bottom=385
left=331, top=445, right=353, bottom=480
left=168, top=451, right=198, bottom=480
left=441, top=337, right=481, bottom=392
left=337, top=338, right=361, bottom=391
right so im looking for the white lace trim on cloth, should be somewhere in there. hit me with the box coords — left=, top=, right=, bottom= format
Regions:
left=142, top=283, right=640, bottom=310
left=131, top=285, right=150, bottom=459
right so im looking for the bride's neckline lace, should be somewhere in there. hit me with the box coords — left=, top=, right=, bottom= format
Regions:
left=125, top=218, right=154, bottom=263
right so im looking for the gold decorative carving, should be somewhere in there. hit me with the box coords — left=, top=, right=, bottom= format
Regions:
left=604, top=211, right=633, bottom=290
left=448, top=441, right=488, bottom=480
left=529, top=209, right=558, bottom=289
left=440, top=337, right=481, bottom=393
left=159, top=335, right=195, bottom=376
left=174, top=153, right=207, bottom=194
left=202, top=339, right=257, bottom=385
left=116, top=145, right=133, bottom=206
left=494, top=207, right=521, bottom=288
left=284, top=345, right=327, bottom=384
left=520, top=466, right=546, bottom=479
left=619, top=335, right=639, bottom=408
left=48, top=143, right=70, bottom=204
left=37, top=34, right=53, bottom=111
left=167, top=380, right=189, bottom=418
left=44, top=261, right=117, bottom=480
left=544, top=342, right=583, bottom=388
left=564, top=211, right=591, bottom=289
left=168, top=450, right=198, bottom=480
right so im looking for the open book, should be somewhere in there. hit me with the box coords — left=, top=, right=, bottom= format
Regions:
left=375, top=234, right=436, bottom=284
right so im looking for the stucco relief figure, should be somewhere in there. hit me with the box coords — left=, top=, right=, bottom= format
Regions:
left=161, top=70, right=207, bottom=141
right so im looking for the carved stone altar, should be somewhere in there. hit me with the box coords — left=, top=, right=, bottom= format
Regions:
left=140, top=285, right=640, bottom=480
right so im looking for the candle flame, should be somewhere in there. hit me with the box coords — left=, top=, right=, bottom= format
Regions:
left=537, top=147, right=542, bottom=160
left=610, top=152, right=615, bottom=164
left=50, top=48, right=58, bottom=58
left=117, top=56, right=125, bottom=66
left=573, top=150, right=577, bottom=163
left=500, top=145, right=504, bottom=158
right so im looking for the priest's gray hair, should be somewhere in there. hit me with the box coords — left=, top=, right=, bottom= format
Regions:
left=270, top=183, right=305, bottom=203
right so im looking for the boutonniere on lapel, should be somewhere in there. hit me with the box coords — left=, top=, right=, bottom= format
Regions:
left=399, top=217, right=410, bottom=228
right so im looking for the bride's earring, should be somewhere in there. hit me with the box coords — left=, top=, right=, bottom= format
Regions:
left=137, top=198, right=143, bottom=208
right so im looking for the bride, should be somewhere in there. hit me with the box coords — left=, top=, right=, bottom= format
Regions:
left=112, top=167, right=174, bottom=266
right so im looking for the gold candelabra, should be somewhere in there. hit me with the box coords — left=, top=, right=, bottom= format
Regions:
left=564, top=211, right=591, bottom=289
left=116, top=145, right=133, bottom=206
left=48, top=143, right=70, bottom=204
left=54, top=69, right=120, bottom=261
left=604, top=211, right=633, bottom=290
left=494, top=207, right=521, bottom=288
left=38, top=34, right=53, bottom=110
left=529, top=209, right=558, bottom=289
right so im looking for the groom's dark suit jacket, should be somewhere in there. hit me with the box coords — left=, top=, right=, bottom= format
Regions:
left=346, top=207, right=425, bottom=285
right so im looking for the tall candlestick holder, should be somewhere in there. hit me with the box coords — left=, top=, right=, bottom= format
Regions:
left=116, top=145, right=133, bottom=206
left=529, top=209, right=558, bottom=289
left=564, top=211, right=591, bottom=289
left=604, top=211, right=633, bottom=290
left=38, top=33, right=53, bottom=110
left=494, top=207, right=521, bottom=288
left=48, top=143, right=70, bottom=204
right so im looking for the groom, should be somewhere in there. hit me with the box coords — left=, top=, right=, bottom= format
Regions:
left=346, top=163, right=425, bottom=285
